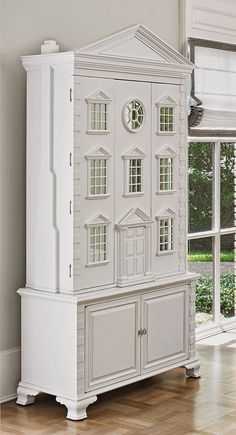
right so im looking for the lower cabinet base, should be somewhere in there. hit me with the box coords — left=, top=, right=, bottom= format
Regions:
left=16, top=359, right=201, bottom=421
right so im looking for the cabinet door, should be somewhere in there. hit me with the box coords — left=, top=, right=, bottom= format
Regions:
left=85, top=296, right=140, bottom=392
left=141, top=286, right=188, bottom=373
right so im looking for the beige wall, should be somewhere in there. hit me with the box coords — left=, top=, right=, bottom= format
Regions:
left=0, top=0, right=180, bottom=353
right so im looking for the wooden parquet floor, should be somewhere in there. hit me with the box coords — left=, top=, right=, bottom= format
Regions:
left=1, top=332, right=236, bottom=435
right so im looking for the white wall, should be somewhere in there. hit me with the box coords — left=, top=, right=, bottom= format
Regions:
left=0, top=0, right=180, bottom=401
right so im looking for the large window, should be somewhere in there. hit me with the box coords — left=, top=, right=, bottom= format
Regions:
left=188, top=141, right=236, bottom=329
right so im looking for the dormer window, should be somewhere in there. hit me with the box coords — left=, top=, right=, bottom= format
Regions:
left=122, top=147, right=146, bottom=197
left=156, top=208, right=176, bottom=255
left=156, top=96, right=176, bottom=135
left=85, top=147, right=111, bottom=199
left=156, top=146, right=176, bottom=194
left=85, top=214, right=111, bottom=266
left=86, top=90, right=111, bottom=134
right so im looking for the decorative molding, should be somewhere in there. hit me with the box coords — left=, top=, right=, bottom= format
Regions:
left=117, top=208, right=152, bottom=229
left=85, top=213, right=111, bottom=228
left=0, top=347, right=21, bottom=403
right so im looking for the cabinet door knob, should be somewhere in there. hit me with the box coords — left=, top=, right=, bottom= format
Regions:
left=142, top=328, right=147, bottom=335
left=138, top=329, right=142, bottom=336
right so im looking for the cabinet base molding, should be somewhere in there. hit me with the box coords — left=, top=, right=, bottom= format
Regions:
left=16, top=384, right=40, bottom=406
left=184, top=359, right=201, bottom=378
left=56, top=396, right=97, bottom=420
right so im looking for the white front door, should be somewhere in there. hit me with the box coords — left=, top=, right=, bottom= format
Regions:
left=126, top=227, right=145, bottom=277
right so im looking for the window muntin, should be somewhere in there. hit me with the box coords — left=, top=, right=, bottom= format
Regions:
left=129, top=159, right=142, bottom=193
left=159, top=157, right=173, bottom=191
left=160, top=106, right=174, bottom=132
left=123, top=100, right=144, bottom=132
left=89, top=102, right=107, bottom=131
left=90, top=159, right=107, bottom=196
left=159, top=218, right=173, bottom=252
left=88, top=225, right=107, bottom=265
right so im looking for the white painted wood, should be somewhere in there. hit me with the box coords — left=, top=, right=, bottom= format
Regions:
left=141, top=286, right=188, bottom=373
left=56, top=396, right=97, bottom=420
left=186, top=0, right=236, bottom=44
left=0, top=348, right=21, bottom=403
left=18, top=26, right=199, bottom=421
left=85, top=296, right=140, bottom=391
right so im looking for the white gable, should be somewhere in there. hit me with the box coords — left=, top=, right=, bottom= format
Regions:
left=156, top=146, right=176, bottom=158
left=86, top=90, right=111, bottom=103
left=122, top=147, right=146, bottom=160
left=156, top=208, right=176, bottom=219
left=85, top=213, right=111, bottom=227
left=86, top=146, right=111, bottom=159
left=76, top=24, right=192, bottom=67
left=117, top=208, right=152, bottom=227
left=156, top=96, right=177, bottom=107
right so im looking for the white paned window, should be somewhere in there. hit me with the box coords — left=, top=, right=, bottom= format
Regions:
left=122, top=147, right=146, bottom=197
left=86, top=147, right=111, bottom=199
left=159, top=218, right=173, bottom=252
left=90, top=159, right=107, bottom=196
left=88, top=225, right=107, bottom=265
left=159, top=157, right=173, bottom=191
left=156, top=208, right=175, bottom=255
left=90, top=102, right=107, bottom=131
left=156, top=96, right=176, bottom=135
left=160, top=106, right=174, bottom=132
left=86, top=90, right=111, bottom=134
left=129, top=158, right=142, bottom=193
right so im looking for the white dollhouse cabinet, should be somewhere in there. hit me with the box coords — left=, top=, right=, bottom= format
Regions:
left=17, top=25, right=200, bottom=421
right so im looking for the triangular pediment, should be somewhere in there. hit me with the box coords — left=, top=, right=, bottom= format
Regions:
left=85, top=213, right=111, bottom=227
left=156, top=95, right=177, bottom=107
left=86, top=146, right=111, bottom=159
left=86, top=90, right=111, bottom=103
left=155, top=146, right=176, bottom=158
left=156, top=207, right=176, bottom=219
left=122, top=146, right=146, bottom=160
left=117, top=208, right=152, bottom=227
left=76, top=25, right=192, bottom=66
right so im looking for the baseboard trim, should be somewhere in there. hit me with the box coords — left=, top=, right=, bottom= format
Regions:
left=0, top=347, right=21, bottom=404
left=196, top=318, right=236, bottom=341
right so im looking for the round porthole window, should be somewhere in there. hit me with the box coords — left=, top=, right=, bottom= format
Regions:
left=123, top=100, right=145, bottom=132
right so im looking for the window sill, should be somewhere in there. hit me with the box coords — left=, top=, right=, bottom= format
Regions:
left=156, top=189, right=176, bottom=195
left=86, top=194, right=111, bottom=200
left=86, top=260, right=110, bottom=268
left=156, top=249, right=176, bottom=257
left=86, top=130, right=110, bottom=135
left=156, top=131, right=176, bottom=136
left=123, top=192, right=145, bottom=198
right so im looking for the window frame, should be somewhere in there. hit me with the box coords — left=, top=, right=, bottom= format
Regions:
left=85, top=214, right=111, bottom=267
left=156, top=146, right=176, bottom=194
left=188, top=138, right=236, bottom=334
left=122, top=99, right=145, bottom=133
left=156, top=208, right=176, bottom=256
left=122, top=147, right=146, bottom=197
left=86, top=147, right=111, bottom=199
left=156, top=96, right=176, bottom=136
left=86, top=90, right=111, bottom=135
